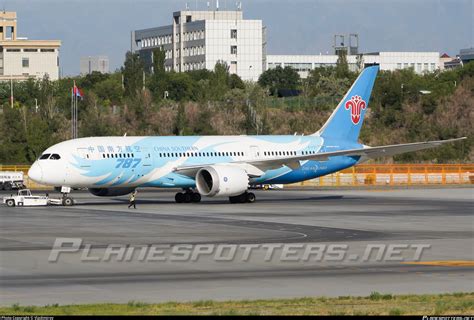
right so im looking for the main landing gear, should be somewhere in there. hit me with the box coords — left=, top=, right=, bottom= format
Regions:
left=229, top=191, right=256, bottom=204
left=175, top=189, right=201, bottom=203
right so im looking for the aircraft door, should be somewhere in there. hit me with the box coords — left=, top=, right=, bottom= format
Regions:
left=140, top=147, right=153, bottom=178
left=250, top=146, right=260, bottom=160
left=76, top=148, right=90, bottom=160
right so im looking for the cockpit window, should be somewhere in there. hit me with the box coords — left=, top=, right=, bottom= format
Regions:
left=39, top=154, right=51, bottom=160
left=50, top=154, right=61, bottom=160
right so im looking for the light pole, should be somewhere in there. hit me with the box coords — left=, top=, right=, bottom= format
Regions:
left=10, top=75, right=14, bottom=108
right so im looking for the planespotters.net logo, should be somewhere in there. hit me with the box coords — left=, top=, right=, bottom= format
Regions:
left=345, top=95, right=367, bottom=125
left=47, top=238, right=432, bottom=263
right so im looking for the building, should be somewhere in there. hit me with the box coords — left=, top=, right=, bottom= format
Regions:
left=134, top=9, right=265, bottom=81
left=439, top=48, right=474, bottom=70
left=267, top=52, right=441, bottom=78
left=80, top=55, right=109, bottom=75
left=0, top=11, right=61, bottom=81
left=267, top=54, right=359, bottom=78
left=459, top=48, right=474, bottom=64
left=439, top=53, right=453, bottom=70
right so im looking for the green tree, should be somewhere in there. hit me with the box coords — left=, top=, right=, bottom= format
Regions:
left=148, top=47, right=168, bottom=100
left=94, top=75, right=123, bottom=104
left=165, top=72, right=195, bottom=101
left=229, top=73, right=245, bottom=89
left=258, top=66, right=300, bottom=95
left=209, top=61, right=230, bottom=100
left=80, top=71, right=109, bottom=89
left=335, top=50, right=350, bottom=78
left=122, top=51, right=144, bottom=97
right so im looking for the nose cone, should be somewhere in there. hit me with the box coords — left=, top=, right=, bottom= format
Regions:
left=28, top=162, right=43, bottom=183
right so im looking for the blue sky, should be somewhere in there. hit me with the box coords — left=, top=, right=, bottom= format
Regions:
left=6, top=0, right=473, bottom=76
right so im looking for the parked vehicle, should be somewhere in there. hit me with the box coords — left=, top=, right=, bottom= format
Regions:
left=0, top=171, right=26, bottom=190
left=3, top=189, right=65, bottom=207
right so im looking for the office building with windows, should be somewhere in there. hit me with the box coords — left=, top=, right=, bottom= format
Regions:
left=80, top=55, right=110, bottom=75
left=134, top=10, right=265, bottom=81
left=0, top=11, right=61, bottom=81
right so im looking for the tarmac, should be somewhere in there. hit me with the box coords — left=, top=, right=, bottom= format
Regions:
left=0, top=187, right=473, bottom=306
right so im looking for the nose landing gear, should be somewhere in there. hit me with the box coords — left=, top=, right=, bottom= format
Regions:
left=60, top=186, right=75, bottom=206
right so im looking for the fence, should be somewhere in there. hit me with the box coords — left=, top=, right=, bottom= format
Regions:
left=1, top=164, right=473, bottom=189
left=291, top=164, right=474, bottom=187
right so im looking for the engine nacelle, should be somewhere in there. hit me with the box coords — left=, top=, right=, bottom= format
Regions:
left=89, top=187, right=135, bottom=197
left=196, top=165, right=248, bottom=197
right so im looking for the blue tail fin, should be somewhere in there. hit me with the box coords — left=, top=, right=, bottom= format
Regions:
left=317, top=66, right=379, bottom=142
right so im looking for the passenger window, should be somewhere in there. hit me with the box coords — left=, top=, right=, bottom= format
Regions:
left=50, top=154, right=61, bottom=160
left=39, top=154, right=51, bottom=160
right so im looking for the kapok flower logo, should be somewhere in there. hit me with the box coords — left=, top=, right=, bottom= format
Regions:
left=345, top=95, right=367, bottom=125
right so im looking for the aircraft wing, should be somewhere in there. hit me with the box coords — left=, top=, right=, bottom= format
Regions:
left=173, top=137, right=466, bottom=177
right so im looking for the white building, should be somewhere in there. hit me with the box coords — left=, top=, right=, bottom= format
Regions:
left=80, top=56, right=109, bottom=75
left=0, top=11, right=60, bottom=81
left=134, top=10, right=265, bottom=81
left=267, top=52, right=440, bottom=78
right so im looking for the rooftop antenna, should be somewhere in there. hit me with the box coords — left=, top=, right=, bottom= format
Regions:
left=216, top=0, right=219, bottom=10
left=185, top=2, right=189, bottom=10
left=207, top=1, right=210, bottom=10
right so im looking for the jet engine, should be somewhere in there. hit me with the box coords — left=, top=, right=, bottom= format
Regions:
left=196, top=165, right=248, bottom=197
left=89, top=187, right=136, bottom=197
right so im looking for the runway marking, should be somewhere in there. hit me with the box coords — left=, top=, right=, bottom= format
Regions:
left=403, top=260, right=474, bottom=267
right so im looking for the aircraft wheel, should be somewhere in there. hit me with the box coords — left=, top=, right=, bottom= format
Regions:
left=238, top=193, right=247, bottom=203
left=175, top=192, right=185, bottom=203
left=246, top=192, right=256, bottom=203
left=6, top=199, right=15, bottom=207
left=62, top=197, right=74, bottom=206
left=183, top=192, right=192, bottom=203
left=191, top=192, right=201, bottom=203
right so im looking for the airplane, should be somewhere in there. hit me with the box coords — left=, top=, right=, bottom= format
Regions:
left=27, top=66, right=466, bottom=205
